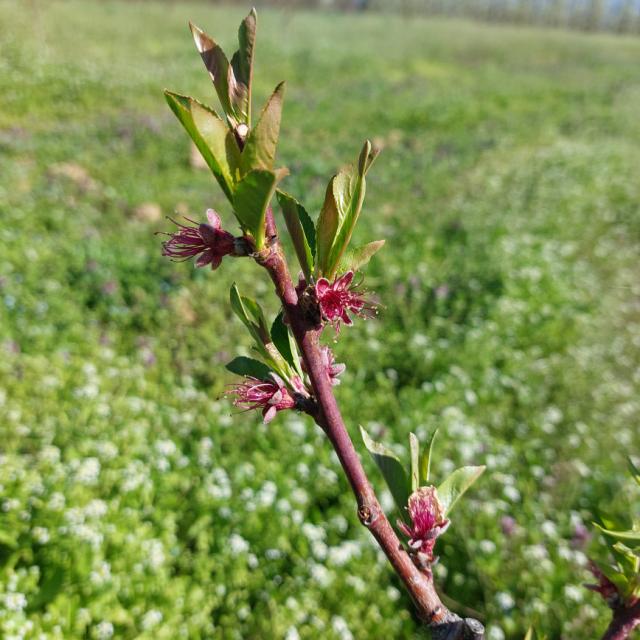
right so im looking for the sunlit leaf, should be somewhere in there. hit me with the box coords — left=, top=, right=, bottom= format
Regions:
left=225, top=356, right=272, bottom=380
left=628, top=456, right=640, bottom=487
left=360, top=426, right=410, bottom=521
left=437, top=465, right=485, bottom=515
left=409, top=432, right=419, bottom=493
left=234, top=168, right=287, bottom=249
left=164, top=91, right=240, bottom=201
left=230, top=8, right=257, bottom=124
left=189, top=22, right=238, bottom=122
left=420, top=427, right=439, bottom=483
left=315, top=140, right=379, bottom=279
left=241, top=82, right=285, bottom=173
left=276, top=190, right=315, bottom=280
left=594, top=523, right=640, bottom=543
left=339, top=239, right=385, bottom=273
left=229, top=283, right=270, bottom=350
left=270, top=311, right=303, bottom=379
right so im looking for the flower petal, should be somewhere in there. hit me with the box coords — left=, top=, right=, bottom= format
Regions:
left=263, top=405, right=277, bottom=423
left=206, top=208, right=221, bottom=228
left=335, top=271, right=354, bottom=290
left=196, top=249, right=214, bottom=267
left=315, top=278, right=330, bottom=296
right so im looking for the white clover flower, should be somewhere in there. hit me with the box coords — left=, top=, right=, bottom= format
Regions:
left=84, top=499, right=108, bottom=519
left=144, top=539, right=166, bottom=570
left=155, top=439, right=177, bottom=457
left=541, top=520, right=557, bottom=537
left=302, top=523, right=326, bottom=543
left=237, top=605, right=250, bottom=620
left=328, top=540, right=361, bottom=566
left=32, top=526, right=50, bottom=544
left=479, top=540, right=497, bottom=555
left=257, top=481, right=277, bottom=508
left=76, top=457, right=101, bottom=485
left=309, top=562, right=332, bottom=587
left=495, top=591, right=515, bottom=610
left=346, top=575, right=366, bottom=593
left=229, top=534, right=249, bottom=554
left=4, top=592, right=27, bottom=612
left=487, top=626, right=505, bottom=640
left=141, top=610, right=163, bottom=630
left=291, top=488, right=308, bottom=505
left=93, top=621, right=114, bottom=640
left=503, top=485, right=521, bottom=502
left=2, top=498, right=19, bottom=512
left=284, top=627, right=300, bottom=640
left=296, top=462, right=310, bottom=479
left=564, top=584, right=584, bottom=602
left=331, top=616, right=353, bottom=640
left=90, top=561, right=112, bottom=586
left=386, top=586, right=401, bottom=601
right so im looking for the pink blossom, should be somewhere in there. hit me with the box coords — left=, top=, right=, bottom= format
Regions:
left=160, top=209, right=235, bottom=270
left=229, top=373, right=296, bottom=423
left=314, top=271, right=374, bottom=331
left=398, top=486, right=450, bottom=563
left=320, top=346, right=345, bottom=385
left=302, top=345, right=345, bottom=386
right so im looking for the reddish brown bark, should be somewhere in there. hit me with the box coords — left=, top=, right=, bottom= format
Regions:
left=601, top=601, right=640, bottom=640
left=255, top=219, right=484, bottom=639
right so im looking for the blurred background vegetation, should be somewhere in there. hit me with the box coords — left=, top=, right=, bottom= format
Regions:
left=1, top=1, right=639, bottom=639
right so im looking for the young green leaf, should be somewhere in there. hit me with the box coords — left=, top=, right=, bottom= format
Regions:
left=360, top=426, right=410, bottom=520
left=437, top=465, right=485, bottom=516
left=339, top=239, right=385, bottom=273
left=611, top=542, right=640, bottom=574
left=230, top=8, right=257, bottom=124
left=276, top=190, right=315, bottom=280
left=628, top=456, right=640, bottom=487
left=225, top=356, right=272, bottom=380
left=164, top=91, right=240, bottom=201
left=593, top=523, right=640, bottom=544
left=315, top=140, right=380, bottom=279
left=229, top=283, right=270, bottom=348
left=270, top=311, right=304, bottom=379
left=315, top=175, right=341, bottom=278
left=233, top=168, right=287, bottom=249
left=419, top=427, right=439, bottom=483
left=189, top=22, right=238, bottom=123
left=409, top=433, right=420, bottom=493
left=241, top=82, right=285, bottom=174
left=597, top=561, right=631, bottom=595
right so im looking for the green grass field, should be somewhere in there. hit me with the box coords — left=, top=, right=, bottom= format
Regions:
left=1, top=1, right=639, bottom=638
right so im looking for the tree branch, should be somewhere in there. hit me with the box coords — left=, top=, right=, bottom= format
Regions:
left=255, top=216, right=484, bottom=638
left=601, top=600, right=640, bottom=640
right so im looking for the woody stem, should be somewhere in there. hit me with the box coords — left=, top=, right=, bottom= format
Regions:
left=601, top=601, right=640, bottom=640
left=255, top=211, right=484, bottom=639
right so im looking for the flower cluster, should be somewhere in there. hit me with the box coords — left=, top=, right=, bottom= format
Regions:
left=229, top=374, right=298, bottom=424
left=314, top=271, right=374, bottom=332
left=160, top=209, right=235, bottom=270
left=398, top=486, right=450, bottom=565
